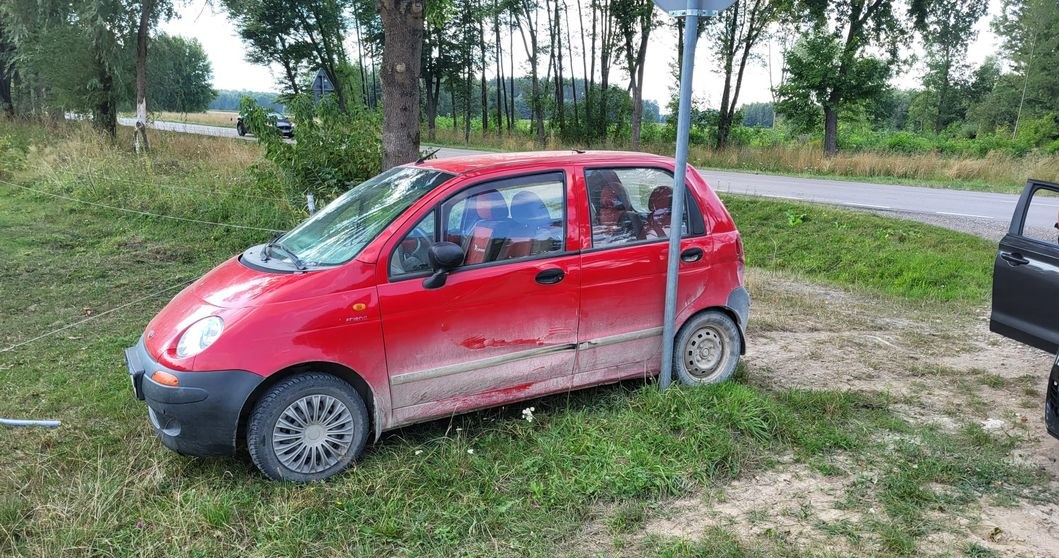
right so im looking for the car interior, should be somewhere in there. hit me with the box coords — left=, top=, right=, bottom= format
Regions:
left=586, top=169, right=680, bottom=246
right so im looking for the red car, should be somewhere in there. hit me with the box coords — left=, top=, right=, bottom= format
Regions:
left=124, top=151, right=749, bottom=481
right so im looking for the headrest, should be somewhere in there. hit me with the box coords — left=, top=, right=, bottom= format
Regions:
left=510, top=191, right=550, bottom=227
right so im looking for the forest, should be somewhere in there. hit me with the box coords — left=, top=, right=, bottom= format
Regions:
left=1, top=0, right=1057, bottom=167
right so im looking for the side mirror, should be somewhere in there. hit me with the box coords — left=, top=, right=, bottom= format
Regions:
left=423, top=242, right=464, bottom=289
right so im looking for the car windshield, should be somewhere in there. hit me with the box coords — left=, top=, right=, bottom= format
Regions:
left=280, top=166, right=452, bottom=266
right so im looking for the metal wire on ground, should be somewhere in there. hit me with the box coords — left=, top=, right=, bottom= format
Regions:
left=0, top=178, right=284, bottom=233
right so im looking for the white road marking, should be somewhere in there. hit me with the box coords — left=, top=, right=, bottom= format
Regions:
left=844, top=202, right=891, bottom=210
left=936, top=211, right=996, bottom=219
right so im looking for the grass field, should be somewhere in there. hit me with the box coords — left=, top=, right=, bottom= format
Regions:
left=0, top=120, right=1052, bottom=556
left=118, top=110, right=242, bottom=128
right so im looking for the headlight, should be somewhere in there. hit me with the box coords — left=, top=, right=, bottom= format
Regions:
left=176, top=316, right=224, bottom=358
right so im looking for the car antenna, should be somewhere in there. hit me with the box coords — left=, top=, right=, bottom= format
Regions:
left=416, top=148, right=441, bottom=164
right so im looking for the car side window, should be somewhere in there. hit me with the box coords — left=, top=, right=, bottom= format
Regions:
left=442, top=173, right=565, bottom=267
left=585, top=168, right=693, bottom=248
left=1020, top=187, right=1059, bottom=245
left=389, top=210, right=436, bottom=277
left=389, top=173, right=566, bottom=279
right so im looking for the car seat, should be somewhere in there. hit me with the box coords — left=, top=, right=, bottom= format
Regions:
left=459, top=190, right=511, bottom=265
left=500, top=191, right=560, bottom=259
left=594, top=179, right=643, bottom=244
left=641, top=186, right=673, bottom=239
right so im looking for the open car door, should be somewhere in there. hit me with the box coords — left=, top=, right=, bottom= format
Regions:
left=990, top=179, right=1059, bottom=353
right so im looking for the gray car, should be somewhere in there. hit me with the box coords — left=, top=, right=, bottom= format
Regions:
left=990, top=178, right=1059, bottom=439
left=236, top=112, right=293, bottom=138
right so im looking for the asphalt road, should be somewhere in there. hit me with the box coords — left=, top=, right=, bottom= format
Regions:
left=120, top=118, right=1058, bottom=239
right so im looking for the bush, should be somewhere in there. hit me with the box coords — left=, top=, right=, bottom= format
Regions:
left=240, top=93, right=382, bottom=200
left=883, top=131, right=933, bottom=154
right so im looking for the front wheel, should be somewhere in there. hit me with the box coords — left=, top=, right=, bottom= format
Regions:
left=673, top=310, right=742, bottom=386
left=247, top=373, right=370, bottom=482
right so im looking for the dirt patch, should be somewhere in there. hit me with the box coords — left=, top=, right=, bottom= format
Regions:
left=643, top=464, right=861, bottom=553
left=967, top=503, right=1059, bottom=558
left=633, top=271, right=1059, bottom=556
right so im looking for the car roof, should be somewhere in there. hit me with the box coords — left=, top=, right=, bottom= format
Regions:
left=412, top=150, right=675, bottom=176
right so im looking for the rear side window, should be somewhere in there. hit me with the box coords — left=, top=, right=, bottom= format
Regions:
left=585, top=167, right=704, bottom=248
left=389, top=172, right=566, bottom=278
left=1019, top=187, right=1059, bottom=245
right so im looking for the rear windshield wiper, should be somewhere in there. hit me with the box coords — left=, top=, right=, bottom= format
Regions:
left=263, top=235, right=308, bottom=271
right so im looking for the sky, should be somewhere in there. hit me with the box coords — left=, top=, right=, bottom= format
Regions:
left=161, top=0, right=1004, bottom=112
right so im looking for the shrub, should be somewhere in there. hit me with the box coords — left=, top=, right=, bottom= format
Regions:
left=240, top=93, right=382, bottom=200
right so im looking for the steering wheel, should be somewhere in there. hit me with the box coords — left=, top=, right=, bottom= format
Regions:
left=397, top=227, right=432, bottom=274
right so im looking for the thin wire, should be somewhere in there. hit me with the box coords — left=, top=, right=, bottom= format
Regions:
left=0, top=280, right=192, bottom=354
left=0, top=179, right=284, bottom=233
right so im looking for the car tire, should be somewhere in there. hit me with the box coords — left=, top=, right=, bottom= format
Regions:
left=673, top=310, right=742, bottom=386
left=236, top=122, right=246, bottom=136
left=247, top=373, right=370, bottom=482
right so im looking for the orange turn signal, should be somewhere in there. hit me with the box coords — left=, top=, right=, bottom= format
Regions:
left=152, top=371, right=180, bottom=387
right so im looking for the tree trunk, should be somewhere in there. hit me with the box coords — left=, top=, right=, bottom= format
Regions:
left=507, top=27, right=515, bottom=131
left=133, top=0, right=154, bottom=153
left=823, top=105, right=838, bottom=156
left=516, top=0, right=545, bottom=145
left=494, top=13, right=505, bottom=134
left=354, top=17, right=370, bottom=104
left=96, top=60, right=117, bottom=139
left=630, top=77, right=643, bottom=149
left=0, top=64, right=14, bottom=118
left=379, top=0, right=425, bottom=169
left=479, top=17, right=488, bottom=135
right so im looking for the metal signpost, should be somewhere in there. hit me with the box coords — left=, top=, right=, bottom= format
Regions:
left=656, top=0, right=737, bottom=390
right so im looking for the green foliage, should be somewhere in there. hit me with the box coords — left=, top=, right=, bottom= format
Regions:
left=0, top=134, right=26, bottom=176
left=241, top=93, right=381, bottom=198
left=776, top=32, right=891, bottom=136
left=144, top=34, right=215, bottom=113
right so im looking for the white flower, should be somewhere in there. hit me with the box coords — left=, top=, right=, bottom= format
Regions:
left=522, top=407, right=536, bottom=423
left=467, top=448, right=475, bottom=455
left=414, top=450, right=423, bottom=455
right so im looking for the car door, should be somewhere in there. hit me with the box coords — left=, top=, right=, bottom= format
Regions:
left=574, top=166, right=709, bottom=385
left=991, top=179, right=1059, bottom=353
left=377, top=170, right=580, bottom=426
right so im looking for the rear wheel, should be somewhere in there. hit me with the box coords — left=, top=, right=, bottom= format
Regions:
left=673, top=310, right=742, bottom=386
left=247, top=373, right=370, bottom=482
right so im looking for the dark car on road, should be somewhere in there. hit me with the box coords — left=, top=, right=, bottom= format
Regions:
left=236, top=112, right=293, bottom=138
left=990, top=178, right=1059, bottom=439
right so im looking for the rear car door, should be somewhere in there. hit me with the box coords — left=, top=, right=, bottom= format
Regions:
left=377, top=170, right=580, bottom=426
left=991, top=179, right=1059, bottom=353
left=574, top=166, right=709, bottom=384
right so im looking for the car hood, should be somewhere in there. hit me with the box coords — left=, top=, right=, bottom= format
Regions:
left=142, top=255, right=374, bottom=363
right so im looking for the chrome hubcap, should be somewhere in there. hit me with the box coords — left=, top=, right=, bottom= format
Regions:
left=272, top=395, right=354, bottom=474
left=684, top=326, right=728, bottom=379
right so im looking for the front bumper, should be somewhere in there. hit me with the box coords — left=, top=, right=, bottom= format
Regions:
left=125, top=338, right=263, bottom=457
left=1046, top=355, right=1059, bottom=440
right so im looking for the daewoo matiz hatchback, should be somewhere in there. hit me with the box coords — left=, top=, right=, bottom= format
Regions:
left=125, top=151, right=750, bottom=481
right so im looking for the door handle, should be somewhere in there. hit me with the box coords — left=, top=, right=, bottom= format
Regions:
left=1001, top=252, right=1029, bottom=266
left=535, top=268, right=565, bottom=285
left=680, top=247, right=704, bottom=263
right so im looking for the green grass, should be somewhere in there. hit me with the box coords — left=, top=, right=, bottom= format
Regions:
left=722, top=195, right=996, bottom=304
left=0, top=119, right=1043, bottom=556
